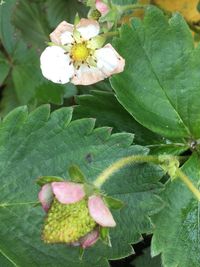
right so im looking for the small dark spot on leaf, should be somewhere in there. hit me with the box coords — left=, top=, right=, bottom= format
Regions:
left=85, top=153, right=93, bottom=163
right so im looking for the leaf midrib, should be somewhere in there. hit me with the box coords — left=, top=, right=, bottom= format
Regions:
left=131, top=23, right=192, bottom=138
left=0, top=249, right=18, bottom=267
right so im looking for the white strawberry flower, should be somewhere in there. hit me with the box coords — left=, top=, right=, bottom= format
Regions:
left=40, top=19, right=125, bottom=85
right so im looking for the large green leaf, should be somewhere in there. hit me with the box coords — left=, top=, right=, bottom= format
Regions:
left=73, top=90, right=163, bottom=145
left=132, top=247, right=161, bottom=267
left=46, top=0, right=88, bottom=29
left=151, top=154, right=200, bottom=267
left=0, top=106, right=164, bottom=266
left=12, top=0, right=50, bottom=48
left=0, top=0, right=17, bottom=54
left=111, top=7, right=200, bottom=140
left=12, top=44, right=43, bottom=105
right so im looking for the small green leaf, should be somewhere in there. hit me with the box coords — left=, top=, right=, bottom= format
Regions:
left=103, top=196, right=124, bottom=209
left=68, top=165, right=86, bottom=183
left=36, top=176, right=64, bottom=186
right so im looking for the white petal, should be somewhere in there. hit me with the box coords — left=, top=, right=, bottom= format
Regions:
left=71, top=64, right=105, bottom=85
left=40, top=46, right=74, bottom=84
left=50, top=21, right=74, bottom=45
left=95, top=47, right=118, bottom=73
left=60, top=31, right=74, bottom=45
left=95, top=44, right=125, bottom=76
left=76, top=19, right=100, bottom=40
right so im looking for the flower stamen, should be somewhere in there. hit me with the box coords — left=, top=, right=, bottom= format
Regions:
left=71, top=43, right=90, bottom=62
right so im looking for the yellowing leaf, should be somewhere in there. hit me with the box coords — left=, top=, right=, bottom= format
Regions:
left=121, top=0, right=150, bottom=24
left=153, top=0, right=200, bottom=23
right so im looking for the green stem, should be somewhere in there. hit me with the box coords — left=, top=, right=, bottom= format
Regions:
left=93, top=154, right=200, bottom=201
left=119, top=3, right=147, bottom=12
left=175, top=169, right=200, bottom=201
left=100, top=31, right=119, bottom=38
left=94, top=155, right=160, bottom=188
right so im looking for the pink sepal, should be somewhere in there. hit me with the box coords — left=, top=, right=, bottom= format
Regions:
left=88, top=195, right=116, bottom=227
left=38, top=183, right=54, bottom=212
left=51, top=181, right=85, bottom=204
left=80, top=230, right=99, bottom=248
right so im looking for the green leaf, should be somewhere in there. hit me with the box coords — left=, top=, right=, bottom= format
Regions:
left=0, top=81, right=19, bottom=118
left=0, top=106, right=164, bottom=266
left=34, top=82, right=66, bottom=106
left=100, top=227, right=111, bottom=247
left=103, top=196, right=124, bottom=209
left=151, top=154, right=200, bottom=267
left=0, top=252, right=14, bottom=267
left=0, top=52, right=10, bottom=85
left=12, top=0, right=50, bottom=48
left=12, top=45, right=44, bottom=105
left=36, top=176, right=64, bottom=186
left=73, top=90, right=163, bottom=145
left=111, top=7, right=200, bottom=140
left=68, top=165, right=86, bottom=183
left=46, top=0, right=89, bottom=28
left=0, top=0, right=18, bottom=54
left=149, top=143, right=189, bottom=155
left=132, top=247, right=162, bottom=267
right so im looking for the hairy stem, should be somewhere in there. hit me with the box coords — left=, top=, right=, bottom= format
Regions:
left=175, top=169, right=200, bottom=201
left=94, top=154, right=160, bottom=188
left=119, top=3, right=147, bottom=12
left=94, top=154, right=200, bottom=201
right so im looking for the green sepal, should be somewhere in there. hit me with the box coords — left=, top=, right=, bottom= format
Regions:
left=84, top=183, right=100, bottom=197
left=103, top=195, right=124, bottom=210
left=46, top=42, right=56, bottom=46
left=158, top=155, right=180, bottom=180
left=74, top=12, right=80, bottom=26
left=79, top=247, right=85, bottom=260
left=87, top=8, right=101, bottom=20
left=68, top=164, right=86, bottom=183
left=36, top=176, right=64, bottom=186
left=100, top=227, right=111, bottom=247
left=73, top=29, right=82, bottom=43
left=87, top=35, right=106, bottom=49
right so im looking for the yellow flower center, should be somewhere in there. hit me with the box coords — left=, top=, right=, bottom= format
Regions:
left=71, top=43, right=89, bottom=62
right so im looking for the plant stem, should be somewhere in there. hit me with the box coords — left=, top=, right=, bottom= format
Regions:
left=94, top=154, right=200, bottom=201
left=175, top=169, right=200, bottom=201
left=100, top=31, right=119, bottom=38
left=94, top=155, right=160, bottom=188
left=119, top=4, right=147, bottom=12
